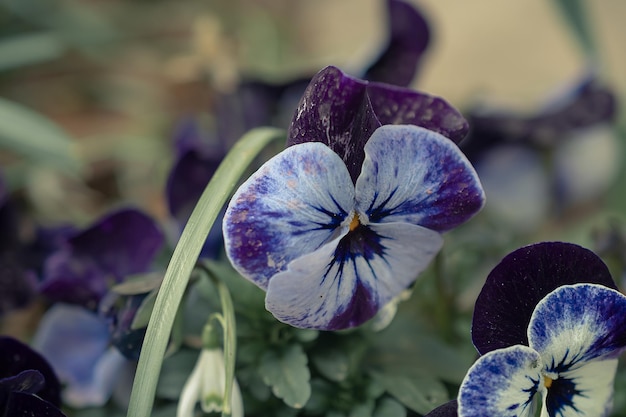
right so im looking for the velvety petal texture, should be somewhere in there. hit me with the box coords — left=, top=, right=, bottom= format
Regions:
left=424, top=400, right=458, bottom=417
left=356, top=125, right=484, bottom=232
left=458, top=345, right=542, bottom=417
left=224, top=142, right=355, bottom=289
left=472, top=242, right=617, bottom=355
left=364, top=0, right=430, bottom=86
left=287, top=66, right=469, bottom=182
left=40, top=208, right=164, bottom=307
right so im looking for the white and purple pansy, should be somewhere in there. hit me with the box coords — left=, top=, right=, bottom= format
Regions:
left=223, top=68, right=484, bottom=330
left=455, top=242, right=626, bottom=417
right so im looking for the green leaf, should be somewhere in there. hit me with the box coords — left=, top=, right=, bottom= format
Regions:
left=0, top=32, right=66, bottom=71
left=373, top=397, right=406, bottom=417
left=371, top=372, right=448, bottom=415
left=550, top=0, right=596, bottom=60
left=0, top=98, right=81, bottom=173
left=311, top=347, right=350, bottom=382
left=130, top=288, right=158, bottom=330
left=111, top=272, right=163, bottom=295
left=126, top=127, right=284, bottom=417
left=258, top=344, right=311, bottom=408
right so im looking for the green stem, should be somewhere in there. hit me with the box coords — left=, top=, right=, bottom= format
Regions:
left=126, top=127, right=284, bottom=417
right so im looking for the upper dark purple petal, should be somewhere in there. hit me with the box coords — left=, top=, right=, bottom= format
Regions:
left=471, top=242, right=617, bottom=355
left=287, top=66, right=468, bottom=182
left=0, top=336, right=62, bottom=407
left=364, top=0, right=430, bottom=86
left=424, top=400, right=458, bottom=417
left=40, top=209, right=164, bottom=307
left=462, top=77, right=617, bottom=161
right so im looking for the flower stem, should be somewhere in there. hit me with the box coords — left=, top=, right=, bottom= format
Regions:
left=126, top=127, right=284, bottom=417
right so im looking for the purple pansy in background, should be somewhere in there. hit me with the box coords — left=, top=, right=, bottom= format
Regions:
left=461, top=75, right=619, bottom=229
left=39, top=208, right=164, bottom=309
left=0, top=336, right=66, bottom=416
left=32, top=208, right=164, bottom=407
left=454, top=242, right=626, bottom=417
left=223, top=68, right=484, bottom=330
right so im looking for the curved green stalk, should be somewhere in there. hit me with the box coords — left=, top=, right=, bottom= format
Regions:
left=126, top=127, right=284, bottom=417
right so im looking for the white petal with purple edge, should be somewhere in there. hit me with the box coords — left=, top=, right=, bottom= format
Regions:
left=458, top=345, right=542, bottom=417
left=528, top=284, right=626, bottom=369
left=355, top=125, right=484, bottom=232
left=223, top=142, right=355, bottom=289
left=265, top=222, right=442, bottom=330
left=541, top=359, right=617, bottom=417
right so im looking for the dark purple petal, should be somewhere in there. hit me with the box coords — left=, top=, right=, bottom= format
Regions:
left=424, top=400, right=458, bottom=417
left=0, top=370, right=45, bottom=395
left=0, top=336, right=62, bottom=407
left=365, top=0, right=430, bottom=86
left=100, top=291, right=148, bottom=360
left=0, top=254, right=37, bottom=314
left=472, top=242, right=617, bottom=355
left=4, top=391, right=67, bottom=417
left=462, top=76, right=617, bottom=161
left=40, top=209, right=164, bottom=307
left=166, top=149, right=221, bottom=226
left=0, top=198, right=20, bottom=253
left=287, top=66, right=468, bottom=182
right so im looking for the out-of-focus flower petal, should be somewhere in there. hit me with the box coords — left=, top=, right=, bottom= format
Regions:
left=472, top=242, right=617, bottom=355
left=265, top=222, right=442, bottom=330
left=0, top=336, right=61, bottom=407
left=355, top=125, right=484, bottom=232
left=40, top=209, right=164, bottom=307
left=364, top=0, right=430, bottom=86
left=0, top=255, right=37, bottom=314
left=458, top=345, right=542, bottom=417
left=287, top=66, right=469, bottom=182
left=224, top=142, right=355, bottom=289
left=529, top=284, right=626, bottom=367
left=32, top=304, right=114, bottom=407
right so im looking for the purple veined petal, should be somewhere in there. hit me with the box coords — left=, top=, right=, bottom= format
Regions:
left=529, top=284, right=626, bottom=368
left=224, top=142, right=355, bottom=289
left=265, top=222, right=442, bottom=330
left=355, top=125, right=484, bottom=232
left=458, top=345, right=542, bottom=417
left=32, top=304, right=113, bottom=406
left=0, top=336, right=62, bottom=407
left=4, top=391, right=67, bottom=417
left=472, top=242, right=617, bottom=355
left=364, top=0, right=430, bottom=87
left=424, top=400, right=458, bottom=417
left=543, top=358, right=616, bottom=417
left=287, top=66, right=469, bottom=183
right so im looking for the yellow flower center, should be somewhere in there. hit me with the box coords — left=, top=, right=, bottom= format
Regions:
left=349, top=213, right=361, bottom=231
left=544, top=376, right=553, bottom=388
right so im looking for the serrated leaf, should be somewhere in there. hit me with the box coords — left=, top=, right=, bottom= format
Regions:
left=372, top=372, right=448, bottom=415
left=311, top=348, right=350, bottom=382
left=0, top=98, right=81, bottom=173
left=258, top=344, right=311, bottom=408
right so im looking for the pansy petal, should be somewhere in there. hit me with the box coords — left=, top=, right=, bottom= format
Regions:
left=542, top=358, right=616, bottom=417
left=472, top=242, right=617, bottom=355
left=265, top=222, right=442, bottom=330
left=364, top=0, right=430, bottom=87
left=224, top=142, right=355, bottom=289
left=33, top=304, right=110, bottom=392
left=0, top=370, right=45, bottom=395
left=5, top=391, right=67, bottom=417
left=0, top=336, right=61, bottom=406
left=529, top=284, right=626, bottom=368
left=355, top=125, right=484, bottom=232
left=424, top=400, right=458, bottom=417
left=458, top=345, right=542, bottom=417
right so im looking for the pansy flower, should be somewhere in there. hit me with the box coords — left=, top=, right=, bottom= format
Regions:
left=0, top=336, right=66, bottom=416
left=454, top=242, right=626, bottom=417
left=223, top=67, right=484, bottom=330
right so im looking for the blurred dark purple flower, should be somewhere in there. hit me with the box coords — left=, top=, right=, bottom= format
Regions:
left=287, top=65, right=469, bottom=182
left=424, top=400, right=458, bottom=417
left=461, top=75, right=619, bottom=225
left=39, top=208, right=164, bottom=309
left=0, top=336, right=66, bottom=416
